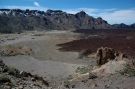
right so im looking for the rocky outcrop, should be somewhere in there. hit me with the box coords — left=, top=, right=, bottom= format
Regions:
left=92, top=60, right=127, bottom=76
left=96, top=47, right=120, bottom=66
left=0, top=59, right=49, bottom=89
left=0, top=9, right=112, bottom=33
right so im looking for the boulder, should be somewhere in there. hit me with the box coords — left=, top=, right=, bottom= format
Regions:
left=96, top=47, right=120, bottom=66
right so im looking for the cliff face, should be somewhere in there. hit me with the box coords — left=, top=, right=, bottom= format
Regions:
left=0, top=9, right=112, bottom=33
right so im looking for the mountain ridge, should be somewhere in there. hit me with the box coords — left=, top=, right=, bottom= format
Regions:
left=0, top=9, right=134, bottom=33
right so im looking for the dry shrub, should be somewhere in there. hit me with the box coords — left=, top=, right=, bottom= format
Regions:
left=0, top=45, right=32, bottom=56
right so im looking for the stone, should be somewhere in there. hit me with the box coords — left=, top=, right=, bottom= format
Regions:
left=96, top=47, right=119, bottom=66
left=89, top=73, right=97, bottom=79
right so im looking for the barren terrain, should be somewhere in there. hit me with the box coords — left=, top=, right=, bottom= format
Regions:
left=0, top=30, right=135, bottom=89
left=58, top=29, right=135, bottom=57
left=0, top=31, right=92, bottom=88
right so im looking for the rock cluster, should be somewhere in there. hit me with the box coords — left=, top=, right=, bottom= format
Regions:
left=0, top=59, right=49, bottom=89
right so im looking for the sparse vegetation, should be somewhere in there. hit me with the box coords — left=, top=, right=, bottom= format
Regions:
left=64, top=80, right=70, bottom=88
left=120, top=64, right=135, bottom=77
left=75, top=66, right=89, bottom=74
left=0, top=45, right=32, bottom=56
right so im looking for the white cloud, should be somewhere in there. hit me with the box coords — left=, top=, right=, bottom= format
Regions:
left=98, top=9, right=135, bottom=25
left=34, top=1, right=40, bottom=7
left=62, top=8, right=135, bottom=25
left=62, top=8, right=97, bottom=15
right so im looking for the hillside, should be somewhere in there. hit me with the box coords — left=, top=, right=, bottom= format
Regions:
left=0, top=9, right=112, bottom=33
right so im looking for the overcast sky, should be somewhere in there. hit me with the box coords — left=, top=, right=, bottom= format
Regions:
left=0, top=0, right=135, bottom=24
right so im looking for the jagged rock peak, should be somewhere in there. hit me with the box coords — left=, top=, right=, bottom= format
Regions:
left=97, top=17, right=103, bottom=20
left=130, top=23, right=135, bottom=28
left=0, top=8, right=122, bottom=32
left=46, top=9, right=66, bottom=15
left=75, top=10, right=87, bottom=17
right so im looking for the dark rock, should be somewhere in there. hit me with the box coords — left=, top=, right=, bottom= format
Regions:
left=0, top=59, right=5, bottom=67
left=0, top=74, right=11, bottom=84
left=7, top=67, right=20, bottom=77
left=19, top=71, right=31, bottom=77
left=2, top=66, right=9, bottom=72
left=89, top=73, right=97, bottom=79
left=96, top=47, right=119, bottom=65
left=33, top=75, right=49, bottom=87
left=75, top=11, right=87, bottom=18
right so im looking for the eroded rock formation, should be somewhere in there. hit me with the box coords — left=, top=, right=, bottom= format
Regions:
left=96, top=47, right=120, bottom=65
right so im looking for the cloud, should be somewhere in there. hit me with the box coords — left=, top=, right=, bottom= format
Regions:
left=62, top=8, right=135, bottom=25
left=62, top=8, right=97, bottom=14
left=34, top=1, right=40, bottom=7
left=96, top=9, right=135, bottom=25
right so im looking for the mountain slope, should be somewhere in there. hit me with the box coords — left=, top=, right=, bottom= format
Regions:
left=0, top=9, right=112, bottom=33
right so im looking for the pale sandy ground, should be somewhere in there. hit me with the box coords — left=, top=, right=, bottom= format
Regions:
left=0, top=31, right=91, bottom=81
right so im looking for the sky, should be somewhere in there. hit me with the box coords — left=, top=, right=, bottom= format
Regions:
left=0, top=0, right=135, bottom=24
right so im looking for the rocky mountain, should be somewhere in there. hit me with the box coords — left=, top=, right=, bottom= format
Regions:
left=130, top=23, right=135, bottom=28
left=0, top=9, right=112, bottom=33
left=112, top=23, right=135, bottom=29
left=112, top=23, right=129, bottom=29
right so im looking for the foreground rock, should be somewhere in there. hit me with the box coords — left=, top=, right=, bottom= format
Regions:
left=92, top=60, right=127, bottom=76
left=96, top=47, right=124, bottom=66
left=0, top=59, right=49, bottom=89
left=64, top=47, right=135, bottom=89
